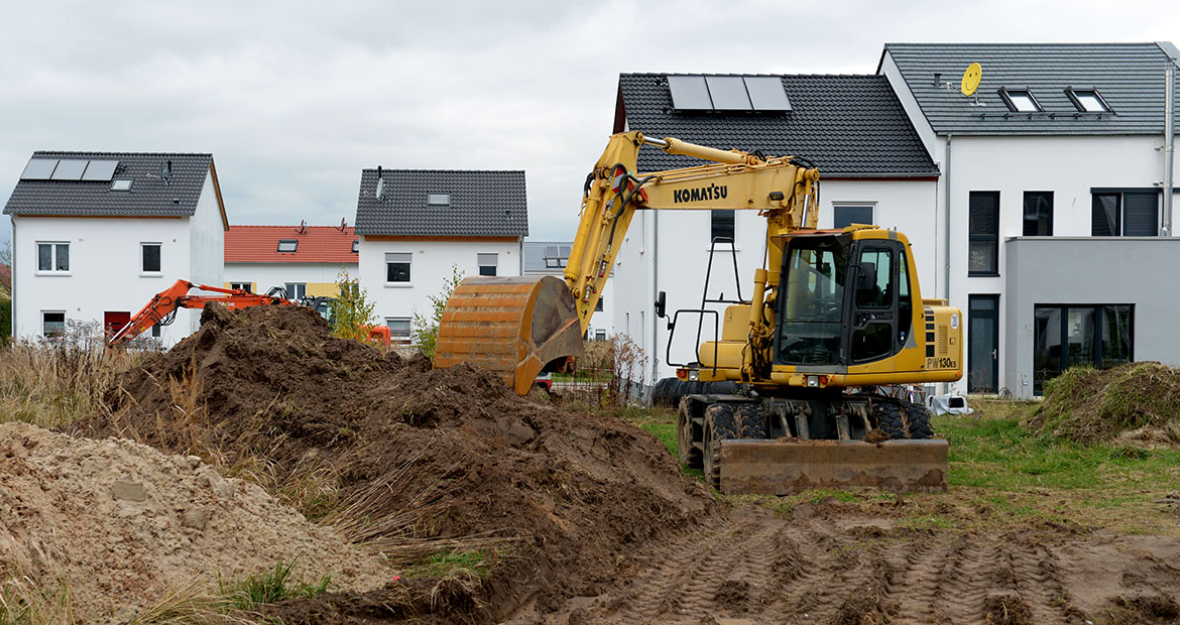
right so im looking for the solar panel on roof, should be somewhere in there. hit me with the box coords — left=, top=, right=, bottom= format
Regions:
left=20, top=158, right=58, bottom=180
left=705, top=76, right=752, bottom=111
left=744, top=77, right=792, bottom=111
left=51, top=160, right=87, bottom=181
left=81, top=160, right=118, bottom=181
left=668, top=75, right=712, bottom=110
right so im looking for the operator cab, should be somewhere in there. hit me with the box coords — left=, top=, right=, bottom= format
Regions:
left=774, top=230, right=914, bottom=369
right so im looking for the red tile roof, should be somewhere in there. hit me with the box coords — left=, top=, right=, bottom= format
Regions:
left=225, top=225, right=358, bottom=264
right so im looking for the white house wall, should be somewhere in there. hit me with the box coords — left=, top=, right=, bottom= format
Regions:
left=13, top=216, right=196, bottom=345
left=358, top=238, right=521, bottom=326
left=225, top=262, right=357, bottom=294
left=189, top=170, right=225, bottom=296
left=613, top=179, right=937, bottom=385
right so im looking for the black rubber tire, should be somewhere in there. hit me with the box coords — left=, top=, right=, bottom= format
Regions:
left=702, top=403, right=740, bottom=490
left=733, top=402, right=768, bottom=439
left=677, top=398, right=703, bottom=469
left=901, top=400, right=935, bottom=440
left=872, top=399, right=908, bottom=440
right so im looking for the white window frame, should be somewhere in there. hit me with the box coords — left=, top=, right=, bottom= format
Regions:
left=140, top=242, right=162, bottom=275
left=277, top=239, right=298, bottom=253
left=477, top=253, right=498, bottom=277
left=385, top=317, right=412, bottom=344
left=230, top=282, right=253, bottom=293
left=42, top=311, right=66, bottom=339
left=36, top=241, right=70, bottom=275
left=385, top=252, right=413, bottom=286
left=284, top=283, right=307, bottom=300
left=832, top=203, right=876, bottom=229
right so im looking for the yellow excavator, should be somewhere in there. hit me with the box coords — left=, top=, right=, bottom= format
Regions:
left=434, top=131, right=962, bottom=494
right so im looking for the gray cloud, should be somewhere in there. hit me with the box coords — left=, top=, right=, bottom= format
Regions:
left=2, top=0, right=1178, bottom=249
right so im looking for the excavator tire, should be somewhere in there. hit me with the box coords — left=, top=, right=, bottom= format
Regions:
left=676, top=398, right=703, bottom=469
left=733, top=403, right=768, bottom=439
left=872, top=399, right=909, bottom=440
left=902, top=400, right=935, bottom=440
left=702, top=403, right=740, bottom=490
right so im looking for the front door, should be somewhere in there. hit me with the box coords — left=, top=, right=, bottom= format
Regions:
left=104, top=311, right=131, bottom=339
left=967, top=295, right=999, bottom=393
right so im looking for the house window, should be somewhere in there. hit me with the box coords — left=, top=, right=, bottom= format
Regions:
left=37, top=242, right=70, bottom=273
left=351, top=239, right=359, bottom=253
left=711, top=210, right=734, bottom=243
left=544, top=245, right=570, bottom=269
left=1034, top=305, right=1132, bottom=395
left=999, top=88, right=1041, bottom=112
left=595, top=329, right=606, bottom=341
left=284, top=283, right=306, bottom=300
left=386, top=253, right=412, bottom=283
left=385, top=317, right=412, bottom=344
left=833, top=206, right=874, bottom=229
left=477, top=253, right=498, bottom=277
left=427, top=193, right=451, bottom=206
left=1066, top=88, right=1110, bottom=113
left=1092, top=191, right=1158, bottom=237
left=43, top=312, right=65, bottom=338
left=1022, top=192, right=1053, bottom=236
left=141, top=243, right=161, bottom=273
left=277, top=239, right=298, bottom=253
left=151, top=324, right=161, bottom=338
left=595, top=296, right=604, bottom=312
left=968, top=192, right=999, bottom=276
left=230, top=282, right=252, bottom=293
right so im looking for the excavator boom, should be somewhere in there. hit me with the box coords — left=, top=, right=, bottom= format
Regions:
left=108, top=280, right=292, bottom=347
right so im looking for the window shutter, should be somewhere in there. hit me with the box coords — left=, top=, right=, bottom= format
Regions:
left=969, top=194, right=998, bottom=235
left=1122, top=193, right=1159, bottom=236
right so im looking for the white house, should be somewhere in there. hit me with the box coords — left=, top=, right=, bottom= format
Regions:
left=524, top=241, right=615, bottom=340
left=224, top=223, right=357, bottom=299
left=3, top=152, right=227, bottom=345
left=880, top=42, right=1180, bottom=398
left=610, top=73, right=941, bottom=386
left=354, top=169, right=528, bottom=343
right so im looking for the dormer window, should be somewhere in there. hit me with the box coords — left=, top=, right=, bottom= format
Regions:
left=1066, top=87, right=1111, bottom=113
left=427, top=193, right=450, bottom=206
left=999, top=88, right=1041, bottom=112
left=277, top=239, right=298, bottom=253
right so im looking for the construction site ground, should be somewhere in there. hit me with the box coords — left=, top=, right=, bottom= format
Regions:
left=2, top=306, right=1179, bottom=624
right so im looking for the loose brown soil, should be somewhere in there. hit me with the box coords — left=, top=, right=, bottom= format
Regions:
left=75, top=304, right=714, bottom=622
left=0, top=421, right=387, bottom=623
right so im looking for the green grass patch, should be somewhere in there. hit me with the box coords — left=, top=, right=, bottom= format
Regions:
left=219, top=561, right=331, bottom=609
left=403, top=549, right=490, bottom=580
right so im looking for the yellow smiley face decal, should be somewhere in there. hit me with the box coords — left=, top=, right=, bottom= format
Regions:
left=961, top=62, right=982, bottom=97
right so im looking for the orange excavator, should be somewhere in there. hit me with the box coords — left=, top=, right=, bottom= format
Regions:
left=108, top=280, right=392, bottom=348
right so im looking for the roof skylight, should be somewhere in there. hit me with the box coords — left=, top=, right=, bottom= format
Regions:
left=277, top=239, right=298, bottom=253
left=427, top=193, right=451, bottom=206
left=111, top=179, right=132, bottom=191
left=999, top=88, right=1041, bottom=112
left=1066, top=88, right=1110, bottom=113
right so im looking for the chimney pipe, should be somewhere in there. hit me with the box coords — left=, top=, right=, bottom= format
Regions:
left=933, top=72, right=941, bottom=87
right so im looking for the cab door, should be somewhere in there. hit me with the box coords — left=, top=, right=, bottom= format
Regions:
left=847, top=242, right=905, bottom=364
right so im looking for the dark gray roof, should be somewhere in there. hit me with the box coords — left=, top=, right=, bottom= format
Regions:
left=882, top=42, right=1180, bottom=135
left=355, top=169, right=528, bottom=237
left=617, top=73, right=939, bottom=177
left=524, top=241, right=572, bottom=273
left=4, top=152, right=214, bottom=217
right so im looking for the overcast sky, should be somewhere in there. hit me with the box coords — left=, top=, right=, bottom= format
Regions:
left=2, top=0, right=1179, bottom=251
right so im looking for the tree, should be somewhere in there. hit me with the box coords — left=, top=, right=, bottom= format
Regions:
left=328, top=269, right=376, bottom=343
left=0, top=238, right=10, bottom=266
left=413, top=264, right=464, bottom=358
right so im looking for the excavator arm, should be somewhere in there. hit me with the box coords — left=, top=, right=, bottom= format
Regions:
left=433, top=131, right=819, bottom=393
left=109, top=280, right=291, bottom=347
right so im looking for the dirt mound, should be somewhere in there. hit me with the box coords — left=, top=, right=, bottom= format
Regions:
left=1027, top=362, right=1180, bottom=444
left=77, top=304, right=714, bottom=622
left=0, top=421, right=387, bottom=624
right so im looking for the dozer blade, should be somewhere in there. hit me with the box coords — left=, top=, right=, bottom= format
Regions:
left=718, top=439, right=949, bottom=495
left=434, top=275, right=585, bottom=395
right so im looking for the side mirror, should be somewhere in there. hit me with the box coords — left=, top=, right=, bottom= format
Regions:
left=655, top=291, right=667, bottom=318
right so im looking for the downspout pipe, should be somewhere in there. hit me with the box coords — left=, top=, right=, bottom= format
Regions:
left=652, top=210, right=659, bottom=392
left=944, top=134, right=952, bottom=300
left=1165, top=63, right=1175, bottom=236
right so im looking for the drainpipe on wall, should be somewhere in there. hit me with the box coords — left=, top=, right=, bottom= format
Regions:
left=943, top=134, right=953, bottom=301
left=9, top=219, right=14, bottom=338
left=1165, top=63, right=1175, bottom=236
left=651, top=210, right=659, bottom=390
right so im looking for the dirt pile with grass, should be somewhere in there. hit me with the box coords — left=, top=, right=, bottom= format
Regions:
left=0, top=420, right=388, bottom=623
left=77, top=304, right=714, bottom=623
left=1028, top=362, right=1180, bottom=445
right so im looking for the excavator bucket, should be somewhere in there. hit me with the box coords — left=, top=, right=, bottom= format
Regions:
left=718, top=439, right=948, bottom=495
left=434, top=276, right=585, bottom=395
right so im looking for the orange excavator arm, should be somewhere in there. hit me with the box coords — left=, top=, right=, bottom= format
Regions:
left=109, top=280, right=292, bottom=347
